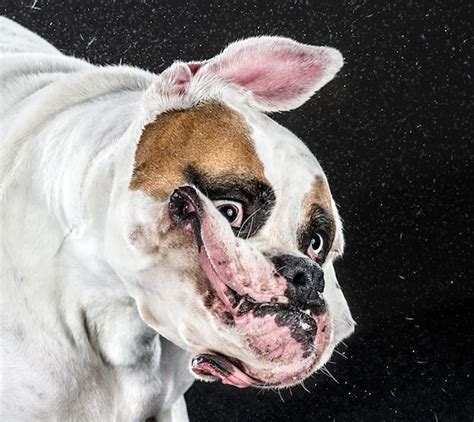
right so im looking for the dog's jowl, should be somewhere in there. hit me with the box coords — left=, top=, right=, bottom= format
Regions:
left=0, top=17, right=354, bottom=421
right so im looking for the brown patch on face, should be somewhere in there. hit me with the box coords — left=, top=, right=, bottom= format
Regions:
left=298, top=176, right=336, bottom=254
left=303, top=176, right=333, bottom=214
left=130, top=101, right=266, bottom=200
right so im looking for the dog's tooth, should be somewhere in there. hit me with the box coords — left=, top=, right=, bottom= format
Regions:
left=304, top=309, right=311, bottom=315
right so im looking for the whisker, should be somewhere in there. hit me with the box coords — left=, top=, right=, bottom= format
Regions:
left=320, top=366, right=339, bottom=384
left=246, top=217, right=255, bottom=240
left=237, top=207, right=262, bottom=237
left=334, top=349, right=348, bottom=359
left=300, top=380, right=310, bottom=393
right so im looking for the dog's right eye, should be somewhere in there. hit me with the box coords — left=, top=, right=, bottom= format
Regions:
left=213, top=200, right=244, bottom=228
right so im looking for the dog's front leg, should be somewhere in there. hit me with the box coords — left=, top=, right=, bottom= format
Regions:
left=82, top=296, right=193, bottom=421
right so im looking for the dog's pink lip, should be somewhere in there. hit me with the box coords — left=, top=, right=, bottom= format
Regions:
left=191, top=313, right=331, bottom=388
left=191, top=353, right=258, bottom=388
left=169, top=185, right=288, bottom=306
left=197, top=229, right=289, bottom=313
left=199, top=244, right=240, bottom=311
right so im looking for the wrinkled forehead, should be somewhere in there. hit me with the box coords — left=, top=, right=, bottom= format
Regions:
left=130, top=100, right=335, bottom=244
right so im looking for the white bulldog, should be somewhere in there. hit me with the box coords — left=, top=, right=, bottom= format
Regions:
left=0, top=17, right=354, bottom=422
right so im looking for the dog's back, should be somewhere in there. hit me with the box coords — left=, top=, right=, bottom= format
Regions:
left=1, top=16, right=60, bottom=54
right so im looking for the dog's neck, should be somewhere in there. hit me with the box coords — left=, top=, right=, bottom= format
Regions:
left=0, top=67, right=195, bottom=415
left=1, top=67, right=150, bottom=278
left=0, top=66, right=155, bottom=346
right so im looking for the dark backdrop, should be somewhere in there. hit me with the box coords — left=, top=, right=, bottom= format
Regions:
left=2, top=1, right=472, bottom=420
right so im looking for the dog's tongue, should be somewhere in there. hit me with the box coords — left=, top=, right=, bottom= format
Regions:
left=191, top=354, right=256, bottom=388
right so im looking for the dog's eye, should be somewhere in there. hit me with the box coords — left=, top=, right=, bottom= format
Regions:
left=307, top=233, right=324, bottom=260
left=213, top=200, right=244, bottom=228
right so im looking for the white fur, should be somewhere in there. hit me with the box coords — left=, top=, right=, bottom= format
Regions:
left=0, top=17, right=353, bottom=421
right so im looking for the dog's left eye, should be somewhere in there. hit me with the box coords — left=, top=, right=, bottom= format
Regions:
left=214, top=200, right=244, bottom=228
left=307, top=233, right=324, bottom=260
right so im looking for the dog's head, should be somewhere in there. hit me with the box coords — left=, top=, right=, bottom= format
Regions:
left=105, top=37, right=354, bottom=388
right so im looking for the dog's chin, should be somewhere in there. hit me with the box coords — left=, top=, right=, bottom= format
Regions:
left=189, top=304, right=333, bottom=389
left=189, top=344, right=334, bottom=390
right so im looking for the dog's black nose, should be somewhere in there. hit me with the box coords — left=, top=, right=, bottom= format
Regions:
left=271, top=254, right=325, bottom=311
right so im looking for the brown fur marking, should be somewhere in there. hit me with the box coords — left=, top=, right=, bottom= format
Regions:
left=303, top=177, right=333, bottom=213
left=301, top=176, right=336, bottom=240
left=130, top=101, right=266, bottom=200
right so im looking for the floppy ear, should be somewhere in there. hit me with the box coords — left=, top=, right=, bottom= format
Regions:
left=196, top=36, right=344, bottom=112
left=150, top=36, right=343, bottom=112
left=148, top=61, right=194, bottom=96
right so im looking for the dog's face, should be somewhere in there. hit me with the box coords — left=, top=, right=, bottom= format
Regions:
left=105, top=37, right=354, bottom=388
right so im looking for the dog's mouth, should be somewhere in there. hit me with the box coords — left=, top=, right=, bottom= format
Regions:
left=169, top=186, right=332, bottom=388
left=190, top=307, right=331, bottom=388
left=191, top=353, right=258, bottom=388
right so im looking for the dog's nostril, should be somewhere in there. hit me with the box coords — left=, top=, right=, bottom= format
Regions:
left=292, top=272, right=307, bottom=286
left=169, top=187, right=201, bottom=222
left=182, top=201, right=196, bottom=216
left=271, top=254, right=325, bottom=307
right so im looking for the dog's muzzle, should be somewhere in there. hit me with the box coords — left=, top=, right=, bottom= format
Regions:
left=166, top=185, right=332, bottom=388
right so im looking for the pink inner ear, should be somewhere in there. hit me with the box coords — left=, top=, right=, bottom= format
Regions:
left=156, top=62, right=195, bottom=96
left=227, top=51, right=325, bottom=101
left=171, top=65, right=192, bottom=94
left=188, top=61, right=207, bottom=75
left=199, top=37, right=343, bottom=111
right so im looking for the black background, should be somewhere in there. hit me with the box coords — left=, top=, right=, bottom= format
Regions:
left=2, top=1, right=472, bottom=420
